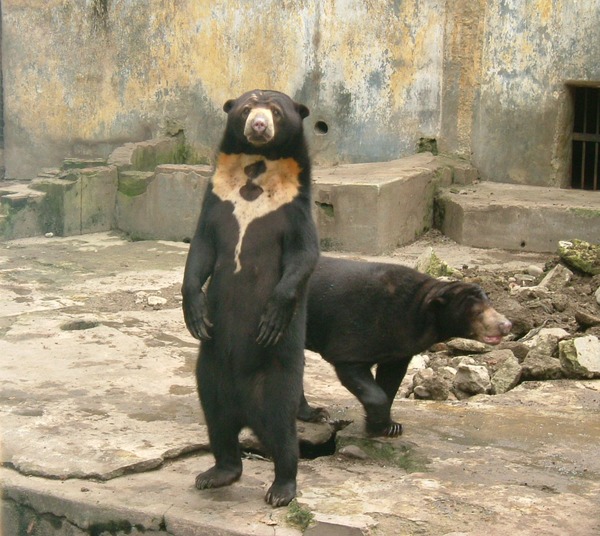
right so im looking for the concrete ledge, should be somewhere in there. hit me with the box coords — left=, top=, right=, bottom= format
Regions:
left=31, top=166, right=118, bottom=236
left=313, top=153, right=453, bottom=254
left=438, top=182, right=600, bottom=252
left=116, top=164, right=212, bottom=241
left=0, top=182, right=46, bottom=239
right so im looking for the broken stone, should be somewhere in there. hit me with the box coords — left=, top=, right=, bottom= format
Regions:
left=491, top=353, right=522, bottom=394
left=559, top=335, right=600, bottom=379
left=514, top=273, right=537, bottom=286
left=446, top=338, right=489, bottom=354
left=452, top=364, right=491, bottom=396
left=472, top=349, right=517, bottom=375
left=413, top=367, right=455, bottom=400
left=558, top=239, right=600, bottom=276
left=451, top=356, right=476, bottom=368
left=521, top=334, right=564, bottom=381
left=575, top=310, right=600, bottom=329
left=497, top=341, right=530, bottom=362
left=527, top=265, right=544, bottom=277
left=595, top=286, right=600, bottom=306
left=414, top=247, right=458, bottom=278
left=521, top=327, right=570, bottom=348
left=538, top=263, right=574, bottom=291
left=408, top=354, right=430, bottom=371
left=338, top=445, right=369, bottom=460
left=147, top=295, right=167, bottom=306
left=398, top=373, right=415, bottom=398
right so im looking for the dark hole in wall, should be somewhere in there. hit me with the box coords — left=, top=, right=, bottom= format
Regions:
left=571, top=85, right=600, bottom=191
left=314, top=121, right=329, bottom=135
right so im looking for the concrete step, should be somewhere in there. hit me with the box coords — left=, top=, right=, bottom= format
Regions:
left=0, top=182, right=47, bottom=239
left=437, top=182, right=600, bottom=253
left=312, top=152, right=456, bottom=254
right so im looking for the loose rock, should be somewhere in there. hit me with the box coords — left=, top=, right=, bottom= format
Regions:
left=521, top=334, right=564, bottom=381
left=538, top=264, right=573, bottom=291
left=521, top=327, right=570, bottom=348
left=491, top=353, right=522, bottom=394
left=558, top=239, right=600, bottom=275
left=559, top=335, right=600, bottom=379
left=452, top=364, right=491, bottom=397
left=446, top=338, right=489, bottom=354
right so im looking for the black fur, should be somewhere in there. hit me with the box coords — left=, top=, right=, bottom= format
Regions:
left=299, top=256, right=511, bottom=437
left=182, top=90, right=319, bottom=506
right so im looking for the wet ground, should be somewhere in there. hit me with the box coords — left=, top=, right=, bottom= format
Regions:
left=1, top=232, right=599, bottom=535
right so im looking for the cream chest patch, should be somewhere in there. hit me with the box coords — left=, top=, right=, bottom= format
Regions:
left=212, top=153, right=302, bottom=272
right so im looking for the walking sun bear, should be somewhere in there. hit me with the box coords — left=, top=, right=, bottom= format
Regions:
left=182, top=90, right=319, bottom=507
left=298, top=256, right=512, bottom=438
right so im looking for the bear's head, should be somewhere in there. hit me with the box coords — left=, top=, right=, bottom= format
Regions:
left=221, top=90, right=310, bottom=154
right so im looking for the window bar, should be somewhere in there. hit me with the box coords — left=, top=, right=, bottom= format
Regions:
left=594, top=142, right=598, bottom=191
left=596, top=92, right=600, bottom=190
left=581, top=142, right=586, bottom=189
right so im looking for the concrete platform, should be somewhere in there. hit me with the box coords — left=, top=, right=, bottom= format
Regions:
left=1, top=233, right=599, bottom=535
left=2, top=147, right=599, bottom=255
left=438, top=182, right=600, bottom=252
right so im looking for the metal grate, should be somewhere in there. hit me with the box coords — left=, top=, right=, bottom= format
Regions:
left=572, top=86, right=600, bottom=190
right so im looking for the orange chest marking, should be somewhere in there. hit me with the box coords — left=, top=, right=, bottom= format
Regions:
left=211, top=153, right=302, bottom=272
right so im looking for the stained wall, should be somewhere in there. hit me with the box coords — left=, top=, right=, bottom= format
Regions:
left=2, top=1, right=600, bottom=185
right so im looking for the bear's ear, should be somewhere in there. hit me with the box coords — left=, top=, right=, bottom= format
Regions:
left=426, top=295, right=447, bottom=309
left=424, top=287, right=448, bottom=309
left=223, top=99, right=236, bottom=113
left=296, top=103, right=310, bottom=119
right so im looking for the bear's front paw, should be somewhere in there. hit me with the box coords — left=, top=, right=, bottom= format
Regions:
left=182, top=291, right=213, bottom=341
left=256, top=295, right=295, bottom=346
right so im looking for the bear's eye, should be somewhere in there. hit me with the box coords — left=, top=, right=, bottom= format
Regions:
left=272, top=108, right=281, bottom=119
left=241, top=106, right=251, bottom=118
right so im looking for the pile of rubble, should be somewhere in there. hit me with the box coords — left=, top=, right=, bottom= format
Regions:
left=403, top=241, right=600, bottom=401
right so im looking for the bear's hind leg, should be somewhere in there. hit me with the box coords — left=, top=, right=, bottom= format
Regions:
left=251, top=378, right=300, bottom=506
left=196, top=394, right=243, bottom=489
left=335, top=362, right=401, bottom=437
left=196, top=423, right=243, bottom=489
left=297, top=390, right=330, bottom=422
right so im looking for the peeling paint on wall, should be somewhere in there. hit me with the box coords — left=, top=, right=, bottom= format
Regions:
left=2, top=1, right=600, bottom=185
left=2, top=0, right=445, bottom=178
left=472, top=0, right=600, bottom=186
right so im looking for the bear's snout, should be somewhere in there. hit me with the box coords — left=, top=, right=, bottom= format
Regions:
left=252, top=116, right=268, bottom=133
left=498, top=318, right=512, bottom=335
left=244, top=107, right=275, bottom=145
left=476, top=307, right=512, bottom=345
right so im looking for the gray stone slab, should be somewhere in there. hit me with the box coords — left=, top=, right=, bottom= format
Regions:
left=439, top=182, right=600, bottom=252
left=1, top=233, right=600, bottom=535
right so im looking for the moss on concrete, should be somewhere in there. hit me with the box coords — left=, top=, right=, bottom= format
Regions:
left=568, top=207, right=600, bottom=219
left=286, top=500, right=315, bottom=531
left=337, top=437, right=429, bottom=473
left=118, top=171, right=155, bottom=197
left=558, top=239, right=600, bottom=275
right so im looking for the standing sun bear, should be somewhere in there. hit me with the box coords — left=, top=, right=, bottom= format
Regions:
left=182, top=90, right=319, bottom=507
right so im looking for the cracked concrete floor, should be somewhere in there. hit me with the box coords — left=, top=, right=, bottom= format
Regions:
left=1, top=232, right=599, bottom=535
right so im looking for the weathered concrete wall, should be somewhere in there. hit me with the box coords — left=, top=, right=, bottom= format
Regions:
left=2, top=0, right=444, bottom=179
left=472, top=1, right=600, bottom=186
left=3, top=1, right=600, bottom=186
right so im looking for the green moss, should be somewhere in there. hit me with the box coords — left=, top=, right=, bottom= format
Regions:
left=286, top=500, right=314, bottom=532
left=568, top=207, right=600, bottom=219
left=558, top=239, right=600, bottom=275
left=173, top=142, right=191, bottom=164
left=118, top=172, right=155, bottom=197
left=337, top=437, right=429, bottom=473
